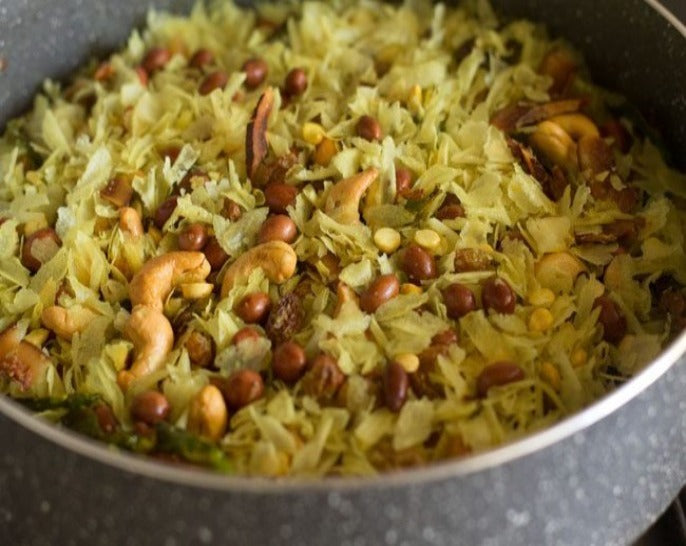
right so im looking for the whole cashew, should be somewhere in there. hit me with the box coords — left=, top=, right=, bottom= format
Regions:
left=117, top=305, right=174, bottom=390
left=530, top=114, right=601, bottom=171
left=129, top=251, right=211, bottom=311
left=548, top=114, right=600, bottom=140
left=0, top=326, right=51, bottom=392
left=120, top=251, right=211, bottom=390
left=324, top=168, right=379, bottom=224
left=187, top=384, right=228, bottom=442
left=220, top=241, right=297, bottom=297
left=530, top=120, right=578, bottom=170
left=41, top=305, right=99, bottom=340
left=119, top=207, right=144, bottom=238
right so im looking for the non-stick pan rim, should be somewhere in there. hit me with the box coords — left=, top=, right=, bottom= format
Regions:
left=0, top=0, right=684, bottom=495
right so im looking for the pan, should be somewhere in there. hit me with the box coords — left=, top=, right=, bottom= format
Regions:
left=0, top=1, right=685, bottom=544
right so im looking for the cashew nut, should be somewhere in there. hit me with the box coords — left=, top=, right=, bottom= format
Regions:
left=0, top=326, right=51, bottom=392
left=220, top=241, right=297, bottom=297
left=548, top=114, right=600, bottom=140
left=324, top=168, right=379, bottom=224
left=120, top=251, right=211, bottom=390
left=530, top=114, right=602, bottom=172
left=118, top=305, right=174, bottom=390
left=187, top=384, right=228, bottom=442
left=129, top=251, right=211, bottom=311
left=41, top=305, right=99, bottom=340
left=119, top=207, right=144, bottom=238
left=534, top=252, right=587, bottom=291
left=530, top=120, right=578, bottom=170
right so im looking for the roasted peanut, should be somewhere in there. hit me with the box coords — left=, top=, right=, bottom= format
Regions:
left=401, top=244, right=437, bottom=282
left=235, top=292, right=271, bottom=323
left=131, top=390, right=170, bottom=426
left=232, top=326, right=260, bottom=346
left=142, top=47, right=171, bottom=73
left=436, top=203, right=465, bottom=221
left=272, top=341, right=307, bottom=383
left=178, top=223, right=207, bottom=251
left=476, top=361, right=525, bottom=397
left=481, top=277, right=516, bottom=314
left=264, top=183, right=298, bottom=214
left=154, top=196, right=178, bottom=229
left=431, top=329, right=459, bottom=346
left=257, top=214, right=298, bottom=244
left=284, top=67, right=308, bottom=97
left=21, top=228, right=61, bottom=273
left=199, top=70, right=228, bottom=95
left=324, top=168, right=379, bottom=224
left=593, top=295, right=627, bottom=344
left=177, top=168, right=210, bottom=195
left=242, top=58, right=268, bottom=89
left=395, top=168, right=413, bottom=199
left=187, top=384, right=228, bottom=441
left=204, top=236, right=229, bottom=271
left=442, top=283, right=477, bottom=319
left=220, top=369, right=265, bottom=409
left=189, top=48, right=214, bottom=69
left=222, top=198, right=243, bottom=221
left=301, top=353, right=345, bottom=400
left=360, top=274, right=400, bottom=313
left=94, top=403, right=119, bottom=434
left=357, top=115, right=382, bottom=141
left=184, top=330, right=214, bottom=368
left=411, top=344, right=450, bottom=398
left=384, top=360, right=409, bottom=412
left=221, top=241, right=298, bottom=297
